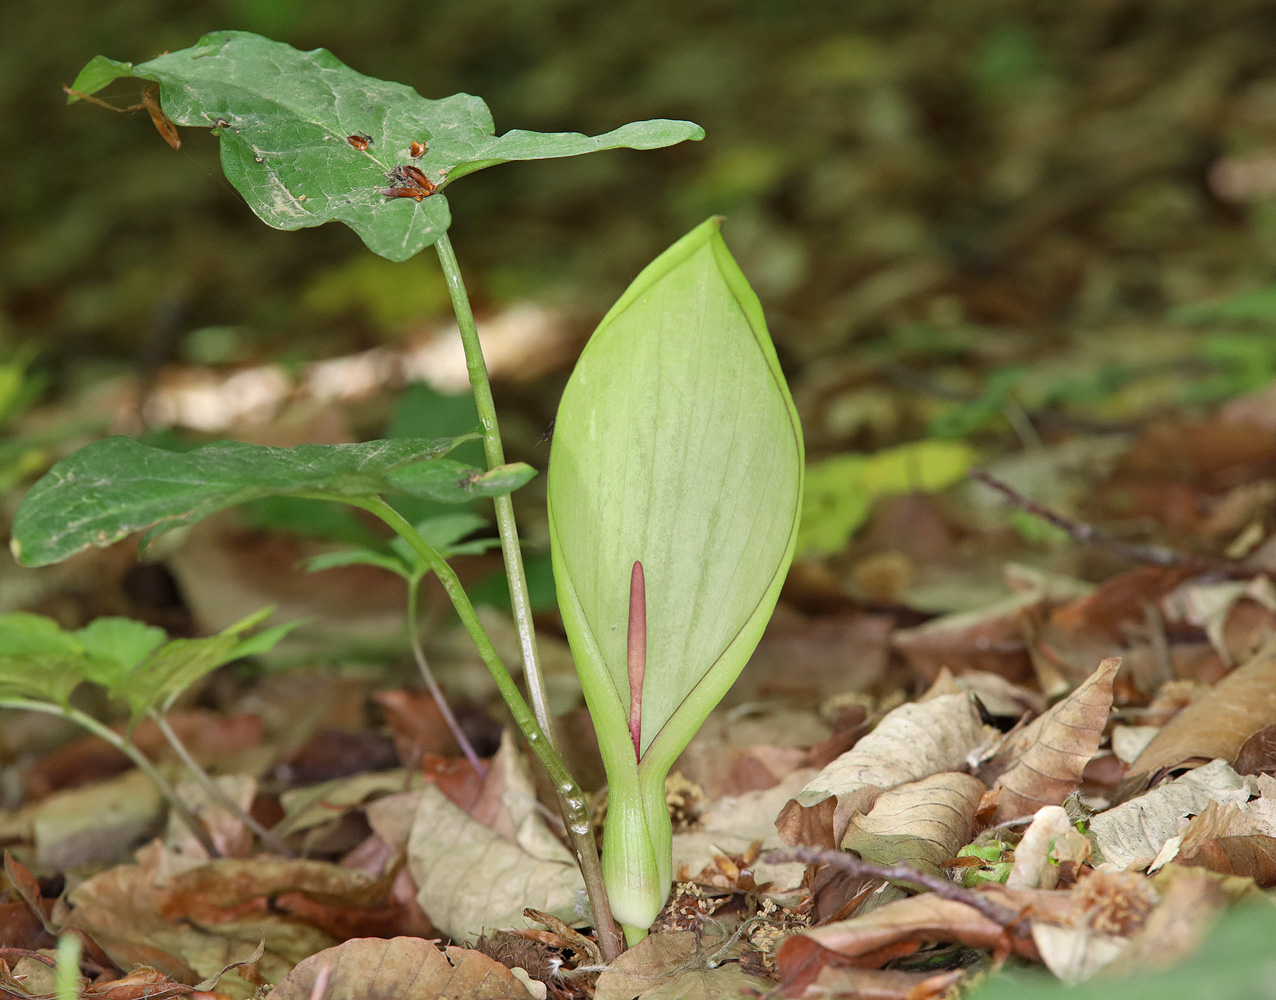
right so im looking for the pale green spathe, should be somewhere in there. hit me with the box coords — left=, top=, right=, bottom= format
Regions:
left=548, top=217, right=803, bottom=934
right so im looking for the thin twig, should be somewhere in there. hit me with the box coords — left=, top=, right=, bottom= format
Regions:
left=0, top=699, right=220, bottom=858
left=970, top=468, right=1247, bottom=574
left=150, top=710, right=297, bottom=857
left=763, top=847, right=1020, bottom=928
left=407, top=576, right=488, bottom=777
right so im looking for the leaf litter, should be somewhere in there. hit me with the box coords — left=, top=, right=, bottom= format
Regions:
left=18, top=52, right=1276, bottom=995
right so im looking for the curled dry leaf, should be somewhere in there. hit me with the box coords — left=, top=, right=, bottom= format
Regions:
left=1127, top=642, right=1276, bottom=784
left=1155, top=799, right=1276, bottom=885
left=1007, top=806, right=1078, bottom=890
left=840, top=772, right=987, bottom=874
left=407, top=783, right=583, bottom=940
left=795, top=694, right=989, bottom=840
left=775, top=892, right=1040, bottom=994
left=263, top=936, right=536, bottom=1000
left=1089, top=758, right=1254, bottom=871
left=991, top=657, right=1120, bottom=823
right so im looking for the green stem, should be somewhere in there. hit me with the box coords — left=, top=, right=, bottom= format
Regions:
left=0, top=698, right=220, bottom=858
left=406, top=573, right=488, bottom=777
left=148, top=709, right=296, bottom=857
left=434, top=232, right=556, bottom=753
left=349, top=496, right=624, bottom=961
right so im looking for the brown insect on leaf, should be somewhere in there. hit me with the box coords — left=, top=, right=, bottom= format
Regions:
left=409, top=140, right=427, bottom=157
left=140, top=85, right=180, bottom=150
left=346, top=133, right=372, bottom=151
left=991, top=657, right=1120, bottom=823
left=63, top=83, right=180, bottom=150
left=380, top=163, right=437, bottom=201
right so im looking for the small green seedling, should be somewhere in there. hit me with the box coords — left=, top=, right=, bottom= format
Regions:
left=304, top=511, right=502, bottom=775
left=0, top=607, right=296, bottom=855
left=548, top=219, right=803, bottom=940
left=5, top=30, right=804, bottom=956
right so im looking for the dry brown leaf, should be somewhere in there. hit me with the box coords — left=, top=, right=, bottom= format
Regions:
left=775, top=892, right=1040, bottom=991
left=407, top=782, right=583, bottom=940
left=593, top=930, right=770, bottom=1000
left=992, top=657, right=1120, bottom=823
left=840, top=772, right=986, bottom=874
left=1234, top=722, right=1276, bottom=775
left=803, top=965, right=963, bottom=1000
left=1128, top=642, right=1276, bottom=783
left=796, top=694, right=989, bottom=840
left=1090, top=759, right=1254, bottom=871
left=263, top=936, right=536, bottom=1000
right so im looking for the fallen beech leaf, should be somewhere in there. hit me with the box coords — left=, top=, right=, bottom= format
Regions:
left=1234, top=722, right=1276, bottom=774
left=775, top=892, right=1040, bottom=992
left=1151, top=799, right=1276, bottom=885
left=66, top=847, right=328, bottom=994
left=1162, top=577, right=1276, bottom=667
left=1090, top=759, right=1255, bottom=871
left=841, top=772, right=986, bottom=874
left=407, top=783, right=583, bottom=940
left=992, top=657, right=1119, bottom=823
left=263, top=936, right=535, bottom=1000
left=796, top=694, right=989, bottom=839
left=594, top=930, right=770, bottom=1000
left=1127, top=642, right=1276, bottom=783
left=805, top=965, right=963, bottom=1000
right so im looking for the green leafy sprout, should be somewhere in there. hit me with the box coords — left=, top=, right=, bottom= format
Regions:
left=7, top=30, right=802, bottom=955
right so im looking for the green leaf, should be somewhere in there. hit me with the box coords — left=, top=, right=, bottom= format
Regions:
left=76, top=32, right=704, bottom=261
left=9, top=434, right=497, bottom=567
left=798, top=440, right=976, bottom=557
left=547, top=218, right=803, bottom=930
left=74, top=618, right=167, bottom=686
left=0, top=614, right=90, bottom=704
left=110, top=608, right=299, bottom=718
left=66, top=55, right=136, bottom=100
left=385, top=459, right=537, bottom=501
left=303, top=547, right=411, bottom=578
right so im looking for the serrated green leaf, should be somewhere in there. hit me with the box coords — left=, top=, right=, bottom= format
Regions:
left=0, top=654, right=87, bottom=705
left=547, top=218, right=803, bottom=930
left=9, top=435, right=490, bottom=567
left=111, top=610, right=299, bottom=718
left=74, top=618, right=167, bottom=687
left=77, top=31, right=703, bottom=261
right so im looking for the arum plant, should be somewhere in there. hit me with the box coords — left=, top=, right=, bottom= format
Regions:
left=547, top=219, right=804, bottom=942
left=7, top=30, right=800, bottom=954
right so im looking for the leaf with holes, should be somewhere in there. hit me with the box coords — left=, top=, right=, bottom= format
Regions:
left=69, top=32, right=703, bottom=261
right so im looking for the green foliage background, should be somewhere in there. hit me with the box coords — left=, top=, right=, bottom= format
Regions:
left=8, top=0, right=1276, bottom=389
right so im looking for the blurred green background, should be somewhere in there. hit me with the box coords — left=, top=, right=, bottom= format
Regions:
left=5, top=0, right=1276, bottom=449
